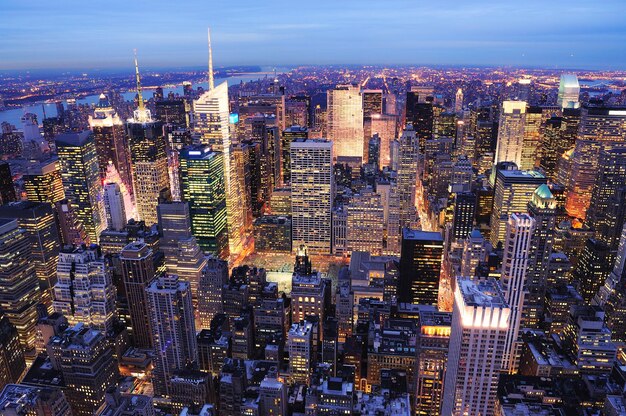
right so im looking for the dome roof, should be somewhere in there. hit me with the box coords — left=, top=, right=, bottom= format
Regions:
left=534, top=184, right=554, bottom=200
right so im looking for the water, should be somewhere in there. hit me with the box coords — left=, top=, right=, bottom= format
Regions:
left=0, top=70, right=282, bottom=127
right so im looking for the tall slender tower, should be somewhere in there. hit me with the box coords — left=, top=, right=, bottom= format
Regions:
left=397, top=125, right=419, bottom=228
left=327, top=84, right=364, bottom=160
left=495, top=101, right=527, bottom=168
left=500, top=213, right=535, bottom=373
left=193, top=29, right=246, bottom=256
left=127, top=51, right=170, bottom=226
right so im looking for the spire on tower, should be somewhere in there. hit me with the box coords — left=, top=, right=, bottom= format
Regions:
left=208, top=27, right=215, bottom=90
left=132, top=49, right=151, bottom=123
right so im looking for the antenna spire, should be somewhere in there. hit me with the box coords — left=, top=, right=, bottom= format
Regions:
left=208, top=27, right=215, bottom=90
left=133, top=49, right=150, bottom=122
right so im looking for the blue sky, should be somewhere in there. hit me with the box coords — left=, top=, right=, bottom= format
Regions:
left=1, top=0, right=625, bottom=70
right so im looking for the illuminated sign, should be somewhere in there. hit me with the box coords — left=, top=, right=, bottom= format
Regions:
left=229, top=113, right=239, bottom=124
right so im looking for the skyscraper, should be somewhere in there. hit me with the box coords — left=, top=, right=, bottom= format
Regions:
left=103, top=182, right=127, bottom=231
left=290, top=138, right=333, bottom=254
left=56, top=131, right=105, bottom=243
left=23, top=158, right=65, bottom=205
left=120, top=242, right=155, bottom=348
left=557, top=73, right=580, bottom=109
left=0, top=162, right=16, bottom=205
left=495, top=101, right=526, bottom=167
left=0, top=314, right=26, bottom=391
left=193, top=31, right=246, bottom=256
left=157, top=200, right=193, bottom=270
left=500, top=213, right=535, bottom=373
left=53, top=246, right=117, bottom=335
left=178, top=145, right=229, bottom=256
left=398, top=229, right=444, bottom=306
left=396, top=125, right=419, bottom=228
left=147, top=274, right=198, bottom=396
left=327, top=84, right=364, bottom=160
left=127, top=52, right=170, bottom=226
left=405, top=88, right=434, bottom=152
left=344, top=190, right=385, bottom=255
left=442, top=277, right=510, bottom=416
left=0, top=219, right=41, bottom=354
left=197, top=255, right=228, bottom=329
left=89, top=93, right=132, bottom=193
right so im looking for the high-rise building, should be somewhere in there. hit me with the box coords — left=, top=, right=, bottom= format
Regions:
left=288, top=321, right=314, bottom=384
left=327, top=84, right=364, bottom=159
left=53, top=246, right=117, bottom=335
left=291, top=272, right=330, bottom=327
left=414, top=305, right=451, bottom=416
left=490, top=167, right=546, bottom=245
left=23, top=159, right=65, bottom=205
left=290, top=139, right=333, bottom=254
left=103, top=182, right=126, bottom=231
left=120, top=242, right=155, bottom=348
left=586, top=148, right=626, bottom=250
left=146, top=274, right=198, bottom=396
left=178, top=145, right=229, bottom=256
left=442, top=277, right=510, bottom=416
left=405, top=88, right=434, bottom=152
left=156, top=200, right=193, bottom=271
left=0, top=314, right=26, bottom=391
left=396, top=125, right=419, bottom=228
left=565, top=105, right=626, bottom=219
left=0, top=383, right=72, bottom=416
left=0, top=201, right=61, bottom=309
left=460, top=230, right=486, bottom=277
left=500, top=213, right=535, bottom=373
left=557, top=74, right=580, bottom=109
left=345, top=190, right=385, bottom=255
left=398, top=229, right=444, bottom=306
left=367, top=114, right=397, bottom=168
left=281, top=125, right=308, bottom=184
left=454, top=88, right=463, bottom=114
left=56, top=131, right=105, bottom=243
left=259, top=377, right=288, bottom=416
left=197, top=256, right=228, bottom=329
left=575, top=238, right=613, bottom=303
left=0, top=162, right=15, bottom=206
left=495, top=101, right=527, bottom=167
left=89, top=93, right=133, bottom=193
left=526, top=185, right=557, bottom=328
left=0, top=219, right=40, bottom=354
left=47, top=324, right=118, bottom=416
left=451, top=192, right=476, bottom=242
left=521, top=106, right=542, bottom=170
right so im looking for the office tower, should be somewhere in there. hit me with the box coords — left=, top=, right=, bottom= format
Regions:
left=398, top=229, right=444, bottom=306
left=500, top=213, right=535, bottom=373
left=157, top=200, right=193, bottom=269
left=100, top=390, right=155, bottom=416
left=56, top=131, right=105, bottom=243
left=495, top=101, right=526, bottom=167
left=451, top=192, right=476, bottom=241
left=147, top=274, right=198, bottom=396
left=526, top=185, right=557, bottom=328
left=0, top=314, right=26, bottom=391
left=405, top=88, right=434, bottom=151
left=396, top=125, right=419, bottom=228
left=368, top=134, right=381, bottom=169
left=47, top=324, right=118, bottom=416
left=23, top=159, right=65, bottom=205
left=155, top=99, right=187, bottom=127
left=0, top=201, right=61, bottom=309
left=414, top=306, right=451, bottom=415
left=197, top=256, right=228, bottom=329
left=290, top=139, right=333, bottom=253
left=586, top=148, right=626, bottom=250
left=490, top=167, right=546, bottom=245
left=574, top=239, right=612, bottom=303
left=231, top=143, right=254, bottom=232
left=566, top=105, right=626, bottom=219
left=281, top=125, right=307, bottom=184
left=21, top=113, right=40, bottom=142
left=327, top=84, right=364, bottom=159
left=0, top=162, right=15, bottom=205
left=53, top=246, right=117, bottom=335
left=460, top=230, right=486, bottom=277
left=0, top=219, right=40, bottom=353
left=538, top=116, right=565, bottom=180
left=231, top=316, right=252, bottom=359
left=194, top=33, right=245, bottom=256
left=345, top=190, right=385, bottom=255
left=254, top=215, right=292, bottom=252
left=363, top=89, right=383, bottom=117
left=291, top=272, right=329, bottom=326
left=288, top=321, right=313, bottom=384
left=178, top=146, right=229, bottom=256
left=454, top=88, right=463, bottom=113
left=54, top=199, right=88, bottom=247
left=557, top=74, right=580, bottom=109
left=0, top=384, right=72, bottom=416
left=561, top=306, right=617, bottom=375
left=89, top=93, right=132, bottom=192
left=442, top=277, right=510, bottom=416
left=597, top=225, right=626, bottom=342
left=103, top=182, right=126, bottom=231
left=259, top=377, right=288, bottom=416
left=174, top=237, right=206, bottom=315
left=521, top=106, right=542, bottom=170
left=120, top=242, right=154, bottom=348
left=368, top=114, right=397, bottom=168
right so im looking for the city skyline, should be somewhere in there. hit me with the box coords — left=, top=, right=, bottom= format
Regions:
left=2, top=1, right=626, bottom=71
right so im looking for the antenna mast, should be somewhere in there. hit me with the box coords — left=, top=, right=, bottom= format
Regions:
left=208, top=28, right=215, bottom=90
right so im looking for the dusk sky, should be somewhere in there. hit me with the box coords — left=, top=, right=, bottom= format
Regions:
left=1, top=0, right=626, bottom=71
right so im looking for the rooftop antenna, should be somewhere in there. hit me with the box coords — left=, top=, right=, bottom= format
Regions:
left=208, top=27, right=215, bottom=90
left=133, top=49, right=149, bottom=122
left=41, top=104, right=47, bottom=119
